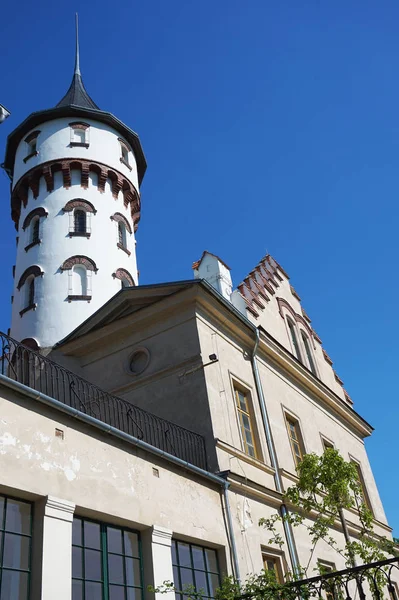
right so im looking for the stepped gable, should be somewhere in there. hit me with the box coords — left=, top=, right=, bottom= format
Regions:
left=238, top=253, right=350, bottom=402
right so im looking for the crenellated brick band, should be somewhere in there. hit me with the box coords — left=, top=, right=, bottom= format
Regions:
left=12, top=158, right=141, bottom=232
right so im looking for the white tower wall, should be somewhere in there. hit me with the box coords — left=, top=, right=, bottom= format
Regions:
left=10, top=119, right=141, bottom=349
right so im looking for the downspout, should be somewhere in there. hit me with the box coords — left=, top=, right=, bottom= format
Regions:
left=251, top=328, right=301, bottom=577
left=0, top=374, right=241, bottom=582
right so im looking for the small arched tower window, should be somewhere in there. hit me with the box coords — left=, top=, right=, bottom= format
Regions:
left=69, top=122, right=90, bottom=147
left=287, top=318, right=302, bottom=361
left=301, top=331, right=317, bottom=376
left=25, top=277, right=35, bottom=308
left=119, top=138, right=132, bottom=170
left=118, top=222, right=127, bottom=248
left=112, top=268, right=135, bottom=288
left=24, top=130, right=40, bottom=163
left=31, top=217, right=40, bottom=244
left=17, top=265, right=43, bottom=316
left=74, top=210, right=87, bottom=234
left=72, top=265, right=88, bottom=296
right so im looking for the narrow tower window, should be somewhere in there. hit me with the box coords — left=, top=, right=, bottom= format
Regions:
left=69, top=122, right=90, bottom=147
left=118, top=222, right=127, bottom=248
left=31, top=218, right=40, bottom=244
left=119, top=139, right=132, bottom=169
left=287, top=318, right=302, bottom=361
left=285, top=414, right=305, bottom=468
left=24, top=130, right=40, bottom=162
left=72, top=265, right=87, bottom=296
left=24, top=277, right=35, bottom=309
left=74, top=210, right=87, bottom=234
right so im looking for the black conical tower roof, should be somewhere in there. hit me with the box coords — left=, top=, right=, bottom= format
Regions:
left=56, top=15, right=99, bottom=110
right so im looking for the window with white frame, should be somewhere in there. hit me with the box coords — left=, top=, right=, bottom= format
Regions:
left=119, top=138, right=132, bottom=170
left=69, top=122, right=90, bottom=147
left=68, top=265, right=91, bottom=300
left=24, top=130, right=40, bottom=162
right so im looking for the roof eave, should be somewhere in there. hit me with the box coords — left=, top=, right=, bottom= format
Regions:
left=4, top=105, right=147, bottom=185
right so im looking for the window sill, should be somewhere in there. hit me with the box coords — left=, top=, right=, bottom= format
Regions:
left=19, top=303, right=37, bottom=317
left=69, top=232, right=91, bottom=238
left=120, top=157, right=132, bottom=171
left=67, top=295, right=92, bottom=302
left=70, top=142, right=90, bottom=148
left=24, top=239, right=41, bottom=252
left=117, top=242, right=131, bottom=256
left=23, top=151, right=39, bottom=163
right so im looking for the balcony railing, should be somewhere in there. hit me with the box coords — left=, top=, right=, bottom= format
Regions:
left=0, top=332, right=208, bottom=470
left=240, top=556, right=399, bottom=600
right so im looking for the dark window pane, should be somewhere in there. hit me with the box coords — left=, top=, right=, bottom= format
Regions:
left=109, top=585, right=125, bottom=600
left=205, top=548, right=219, bottom=573
left=208, top=573, right=220, bottom=597
left=72, top=519, right=82, bottom=546
left=192, top=546, right=205, bottom=570
left=177, top=543, right=191, bottom=568
left=3, top=533, right=30, bottom=569
left=194, top=570, right=208, bottom=595
left=173, top=566, right=180, bottom=590
left=72, top=579, right=83, bottom=600
left=0, top=496, right=4, bottom=528
left=85, top=581, right=103, bottom=600
left=171, top=541, right=178, bottom=565
left=125, top=557, right=141, bottom=587
left=108, top=553, right=124, bottom=585
left=180, top=567, right=194, bottom=589
left=72, top=546, right=83, bottom=579
left=1, top=570, right=29, bottom=600
left=5, top=500, right=31, bottom=534
left=84, top=521, right=101, bottom=549
left=85, top=548, right=102, bottom=581
left=127, top=588, right=142, bottom=600
left=108, top=528, right=123, bottom=555
left=124, top=531, right=139, bottom=558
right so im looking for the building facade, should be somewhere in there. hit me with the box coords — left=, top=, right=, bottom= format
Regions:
left=0, top=29, right=396, bottom=600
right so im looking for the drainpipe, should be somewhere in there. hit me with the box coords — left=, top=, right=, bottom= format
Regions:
left=251, top=328, right=301, bottom=577
left=0, top=373, right=241, bottom=582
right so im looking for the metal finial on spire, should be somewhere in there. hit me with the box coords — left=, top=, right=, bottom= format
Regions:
left=75, top=13, right=81, bottom=76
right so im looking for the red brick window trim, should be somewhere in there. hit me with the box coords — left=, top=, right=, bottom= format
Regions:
left=61, top=256, right=98, bottom=272
left=113, top=268, right=135, bottom=287
left=63, top=199, right=97, bottom=214
left=22, top=207, right=48, bottom=231
left=111, top=212, right=132, bottom=234
left=17, top=265, right=43, bottom=290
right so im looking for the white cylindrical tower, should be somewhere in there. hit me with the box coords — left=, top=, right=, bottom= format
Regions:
left=4, top=39, right=146, bottom=350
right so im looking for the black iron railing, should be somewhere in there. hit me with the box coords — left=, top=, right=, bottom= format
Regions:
left=240, top=556, right=399, bottom=600
left=0, top=332, right=208, bottom=470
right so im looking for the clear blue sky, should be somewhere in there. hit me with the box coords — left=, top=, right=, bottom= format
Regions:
left=1, top=1, right=398, bottom=535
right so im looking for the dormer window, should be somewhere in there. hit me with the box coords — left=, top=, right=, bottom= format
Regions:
left=119, top=138, right=132, bottom=170
left=24, top=131, right=40, bottom=163
left=69, top=122, right=90, bottom=148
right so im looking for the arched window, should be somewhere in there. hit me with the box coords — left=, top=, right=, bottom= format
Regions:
left=25, top=276, right=35, bottom=308
left=31, top=217, right=40, bottom=244
left=118, top=222, right=127, bottom=248
left=61, top=255, right=96, bottom=301
left=74, top=210, right=87, bottom=234
left=112, top=268, right=135, bottom=288
left=69, top=122, right=90, bottom=147
left=287, top=318, right=302, bottom=361
left=301, top=331, right=317, bottom=376
left=72, top=265, right=88, bottom=296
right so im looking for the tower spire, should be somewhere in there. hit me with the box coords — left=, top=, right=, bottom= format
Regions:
left=75, top=13, right=81, bottom=76
left=55, top=14, right=99, bottom=110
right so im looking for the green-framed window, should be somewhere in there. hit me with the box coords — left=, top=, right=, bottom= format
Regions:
left=0, top=494, right=32, bottom=599
left=72, top=516, right=143, bottom=600
left=172, top=540, right=221, bottom=600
